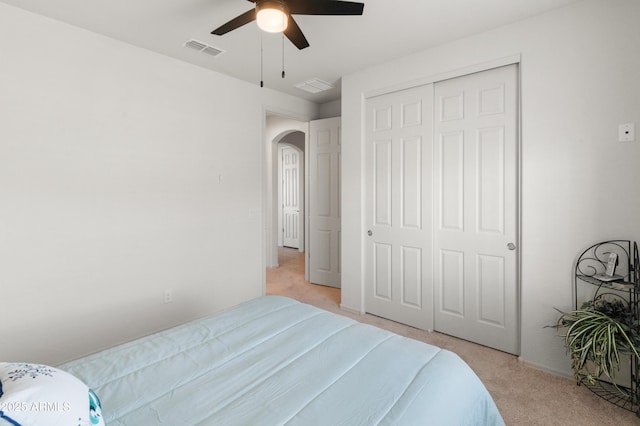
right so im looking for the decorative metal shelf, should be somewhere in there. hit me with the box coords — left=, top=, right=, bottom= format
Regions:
left=573, top=240, right=639, bottom=416
left=581, top=379, right=638, bottom=414
left=576, top=274, right=637, bottom=292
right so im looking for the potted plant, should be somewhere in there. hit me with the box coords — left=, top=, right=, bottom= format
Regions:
left=555, top=295, right=640, bottom=389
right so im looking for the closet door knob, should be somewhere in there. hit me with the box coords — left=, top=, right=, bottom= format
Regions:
left=367, top=230, right=373, bottom=236
left=507, top=243, right=517, bottom=251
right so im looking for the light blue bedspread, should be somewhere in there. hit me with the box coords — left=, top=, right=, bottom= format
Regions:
left=61, top=296, right=504, bottom=425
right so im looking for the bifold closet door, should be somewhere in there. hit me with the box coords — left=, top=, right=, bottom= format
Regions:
left=433, top=64, right=519, bottom=355
left=363, top=64, right=519, bottom=354
left=364, top=85, right=434, bottom=330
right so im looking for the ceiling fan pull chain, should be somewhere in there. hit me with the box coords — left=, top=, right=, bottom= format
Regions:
left=281, top=34, right=285, bottom=79
left=260, top=32, right=264, bottom=88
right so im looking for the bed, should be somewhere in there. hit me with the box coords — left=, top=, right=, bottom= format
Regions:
left=57, top=295, right=504, bottom=425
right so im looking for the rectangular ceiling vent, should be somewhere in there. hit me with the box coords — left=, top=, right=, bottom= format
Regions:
left=295, top=78, right=334, bottom=94
left=184, top=39, right=225, bottom=58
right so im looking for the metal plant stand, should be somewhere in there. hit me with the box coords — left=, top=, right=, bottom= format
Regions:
left=573, top=240, right=640, bottom=415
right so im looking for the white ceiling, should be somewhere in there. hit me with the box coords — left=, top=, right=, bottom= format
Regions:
left=1, top=0, right=582, bottom=104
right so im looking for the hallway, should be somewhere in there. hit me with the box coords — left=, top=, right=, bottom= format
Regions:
left=266, top=247, right=341, bottom=313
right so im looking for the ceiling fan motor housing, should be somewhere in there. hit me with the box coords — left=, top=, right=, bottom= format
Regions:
left=256, top=0, right=290, bottom=33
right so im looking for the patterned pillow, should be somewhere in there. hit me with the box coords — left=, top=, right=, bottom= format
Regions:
left=0, top=362, right=104, bottom=426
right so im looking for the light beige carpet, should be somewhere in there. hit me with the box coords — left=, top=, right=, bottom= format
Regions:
left=267, top=248, right=639, bottom=425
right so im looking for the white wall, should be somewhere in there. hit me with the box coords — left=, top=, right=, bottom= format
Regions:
left=318, top=100, right=341, bottom=119
left=342, top=0, right=640, bottom=376
left=0, top=3, right=317, bottom=365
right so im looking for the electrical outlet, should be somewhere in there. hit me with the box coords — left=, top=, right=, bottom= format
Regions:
left=163, top=289, right=173, bottom=304
left=619, top=123, right=635, bottom=142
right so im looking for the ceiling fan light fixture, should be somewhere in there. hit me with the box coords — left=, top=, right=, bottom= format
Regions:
left=256, top=1, right=289, bottom=33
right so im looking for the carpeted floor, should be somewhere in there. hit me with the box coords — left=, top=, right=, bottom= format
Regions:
left=266, top=247, right=639, bottom=425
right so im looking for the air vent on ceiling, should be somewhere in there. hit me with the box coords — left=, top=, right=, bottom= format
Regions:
left=184, top=39, right=225, bottom=58
left=295, top=78, right=334, bottom=94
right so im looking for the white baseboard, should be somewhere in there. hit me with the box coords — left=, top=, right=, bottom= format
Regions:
left=339, top=303, right=363, bottom=315
left=518, top=357, right=573, bottom=379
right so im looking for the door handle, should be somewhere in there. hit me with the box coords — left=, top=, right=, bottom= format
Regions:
left=507, top=242, right=517, bottom=251
left=367, top=230, right=373, bottom=236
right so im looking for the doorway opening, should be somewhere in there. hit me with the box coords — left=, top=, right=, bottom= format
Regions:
left=264, top=113, right=309, bottom=275
left=263, top=112, right=342, bottom=305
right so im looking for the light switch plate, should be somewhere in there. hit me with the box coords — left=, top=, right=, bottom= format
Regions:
left=619, top=123, right=635, bottom=142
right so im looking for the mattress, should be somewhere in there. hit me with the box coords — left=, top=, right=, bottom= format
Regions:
left=61, top=296, right=504, bottom=425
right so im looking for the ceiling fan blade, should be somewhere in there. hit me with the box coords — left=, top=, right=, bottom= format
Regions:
left=211, top=9, right=256, bottom=35
left=284, top=17, right=310, bottom=50
left=287, top=0, right=364, bottom=16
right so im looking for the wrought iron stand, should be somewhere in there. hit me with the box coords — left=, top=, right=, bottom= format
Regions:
left=573, top=240, right=640, bottom=415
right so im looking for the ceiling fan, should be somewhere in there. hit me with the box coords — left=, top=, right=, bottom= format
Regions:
left=212, top=0, right=365, bottom=50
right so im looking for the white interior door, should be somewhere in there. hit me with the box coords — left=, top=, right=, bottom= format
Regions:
left=433, top=64, right=519, bottom=355
left=281, top=146, right=300, bottom=249
left=364, top=86, right=434, bottom=330
left=309, top=117, right=341, bottom=288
